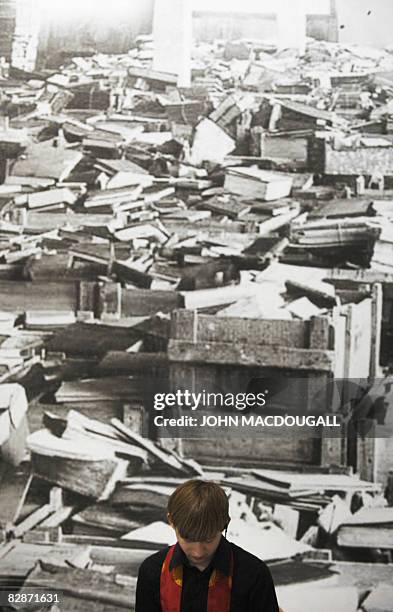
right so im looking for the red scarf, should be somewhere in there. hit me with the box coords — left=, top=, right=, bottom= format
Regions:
left=160, top=544, right=233, bottom=612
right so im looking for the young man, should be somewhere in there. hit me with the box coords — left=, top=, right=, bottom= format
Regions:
left=136, top=479, right=279, bottom=612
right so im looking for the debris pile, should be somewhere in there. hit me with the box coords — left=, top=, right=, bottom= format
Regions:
left=1, top=36, right=393, bottom=611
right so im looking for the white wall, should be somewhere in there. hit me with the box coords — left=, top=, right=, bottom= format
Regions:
left=193, top=0, right=330, bottom=15
left=153, top=0, right=192, bottom=86
left=336, top=0, right=393, bottom=48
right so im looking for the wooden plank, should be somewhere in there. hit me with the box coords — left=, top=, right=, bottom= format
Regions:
left=30, top=453, right=128, bottom=501
left=332, top=308, right=347, bottom=378
left=10, top=486, right=66, bottom=538
left=122, top=405, right=145, bottom=436
left=328, top=268, right=393, bottom=284
left=164, top=219, right=250, bottom=235
left=97, top=282, right=121, bottom=319
left=24, top=561, right=136, bottom=608
left=22, top=536, right=152, bottom=571
left=51, top=534, right=159, bottom=550
left=343, top=304, right=352, bottom=382
left=55, top=377, right=145, bottom=403
left=309, top=317, right=331, bottom=350
left=177, top=437, right=320, bottom=469
left=286, top=280, right=337, bottom=308
left=28, top=400, right=122, bottom=435
left=111, top=418, right=201, bottom=476
left=258, top=209, right=300, bottom=235
left=0, top=542, right=91, bottom=578
left=11, top=472, right=33, bottom=524
left=77, top=281, right=98, bottom=314
left=169, top=361, right=327, bottom=419
left=0, top=465, right=32, bottom=534
left=170, top=310, right=309, bottom=347
left=181, top=285, right=260, bottom=310
left=112, top=260, right=153, bottom=289
left=357, top=421, right=377, bottom=482
left=122, top=288, right=184, bottom=316
left=168, top=340, right=335, bottom=371
left=0, top=281, right=82, bottom=312
left=72, top=505, right=143, bottom=536
left=170, top=310, right=198, bottom=343
left=344, top=299, right=372, bottom=379
left=49, top=487, right=63, bottom=511
left=44, top=322, right=141, bottom=358
left=10, top=505, right=54, bottom=539
left=337, top=525, right=393, bottom=549
left=96, top=352, right=168, bottom=375
left=251, top=469, right=375, bottom=491
left=370, top=283, right=383, bottom=380
left=341, top=507, right=393, bottom=525
left=320, top=430, right=344, bottom=469
left=38, top=506, right=74, bottom=529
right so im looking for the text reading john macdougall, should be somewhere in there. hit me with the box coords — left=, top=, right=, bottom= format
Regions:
left=153, top=414, right=341, bottom=428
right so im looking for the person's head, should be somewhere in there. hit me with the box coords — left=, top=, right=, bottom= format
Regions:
left=167, top=480, right=230, bottom=567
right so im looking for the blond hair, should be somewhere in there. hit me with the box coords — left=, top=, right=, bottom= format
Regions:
left=167, top=480, right=230, bottom=541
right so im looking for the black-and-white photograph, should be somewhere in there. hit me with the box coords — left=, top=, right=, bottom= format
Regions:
left=0, top=1, right=393, bottom=611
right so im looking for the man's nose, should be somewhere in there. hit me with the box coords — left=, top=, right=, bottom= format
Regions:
left=190, top=543, right=207, bottom=556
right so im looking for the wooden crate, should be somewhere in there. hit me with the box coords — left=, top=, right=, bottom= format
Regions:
left=165, top=293, right=382, bottom=469
left=0, top=280, right=183, bottom=319
left=169, top=311, right=335, bottom=371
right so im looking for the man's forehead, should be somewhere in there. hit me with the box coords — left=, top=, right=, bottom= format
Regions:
left=177, top=530, right=221, bottom=543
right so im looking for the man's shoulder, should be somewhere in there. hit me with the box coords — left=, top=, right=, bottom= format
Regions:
left=138, top=547, right=169, bottom=575
left=229, top=541, right=272, bottom=576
